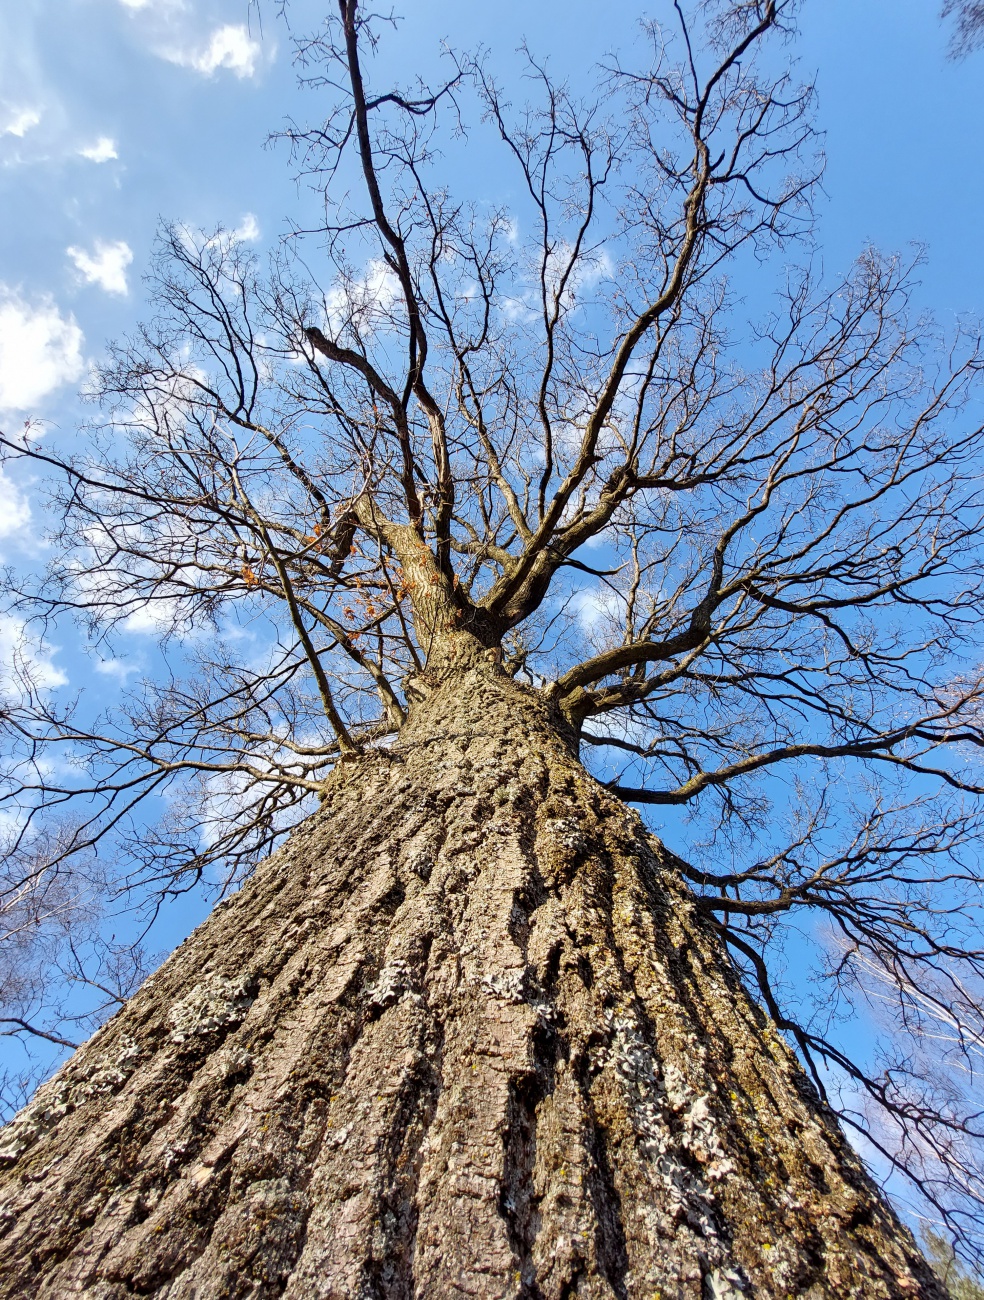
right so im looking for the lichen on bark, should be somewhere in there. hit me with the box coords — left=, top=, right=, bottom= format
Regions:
left=0, top=666, right=945, bottom=1297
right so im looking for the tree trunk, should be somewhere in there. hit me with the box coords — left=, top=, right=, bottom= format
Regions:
left=0, top=665, right=943, bottom=1299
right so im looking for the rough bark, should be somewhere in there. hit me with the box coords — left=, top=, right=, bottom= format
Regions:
left=0, top=665, right=943, bottom=1298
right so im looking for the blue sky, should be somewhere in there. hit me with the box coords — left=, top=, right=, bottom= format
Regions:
left=1, top=0, right=983, bottom=1155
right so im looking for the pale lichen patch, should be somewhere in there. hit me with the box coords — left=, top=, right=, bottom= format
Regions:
left=480, top=969, right=526, bottom=1004
left=0, top=1035, right=142, bottom=1164
left=366, top=959, right=411, bottom=1011
left=168, top=974, right=255, bottom=1044
left=216, top=1047, right=253, bottom=1081
left=542, top=817, right=585, bottom=851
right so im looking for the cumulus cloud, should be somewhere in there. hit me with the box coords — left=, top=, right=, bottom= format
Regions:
left=168, top=25, right=262, bottom=79
left=0, top=289, right=84, bottom=413
left=78, top=136, right=118, bottom=163
left=199, top=25, right=260, bottom=77
left=1, top=106, right=41, bottom=138
left=67, top=240, right=133, bottom=296
left=180, top=214, right=260, bottom=261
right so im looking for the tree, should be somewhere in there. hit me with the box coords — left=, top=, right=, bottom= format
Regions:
left=925, top=1231, right=984, bottom=1299
left=943, top=0, right=984, bottom=55
left=0, top=0, right=981, bottom=1292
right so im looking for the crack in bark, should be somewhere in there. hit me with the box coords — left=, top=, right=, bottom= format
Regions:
left=575, top=1063, right=631, bottom=1300
left=499, top=1070, right=548, bottom=1299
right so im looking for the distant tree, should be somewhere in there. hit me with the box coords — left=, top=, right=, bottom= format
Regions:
left=943, top=1, right=984, bottom=54
left=0, top=0, right=981, bottom=1293
left=925, top=1231, right=984, bottom=1299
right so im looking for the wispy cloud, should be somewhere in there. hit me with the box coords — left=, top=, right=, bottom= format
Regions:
left=67, top=240, right=133, bottom=296
left=571, top=584, right=623, bottom=633
left=113, top=1, right=270, bottom=82
left=122, top=598, right=194, bottom=636
left=0, top=469, right=30, bottom=540
left=1, top=106, right=41, bottom=139
left=0, top=615, right=67, bottom=702
left=325, top=259, right=401, bottom=338
left=0, top=289, right=84, bottom=413
left=94, top=657, right=140, bottom=682
left=175, top=214, right=261, bottom=264
left=78, top=136, right=118, bottom=164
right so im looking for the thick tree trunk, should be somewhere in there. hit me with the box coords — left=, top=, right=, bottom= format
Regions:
left=0, top=666, right=943, bottom=1298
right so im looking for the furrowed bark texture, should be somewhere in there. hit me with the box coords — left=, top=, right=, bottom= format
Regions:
left=0, top=666, right=943, bottom=1298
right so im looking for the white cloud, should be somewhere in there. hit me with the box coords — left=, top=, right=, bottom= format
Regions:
left=572, top=584, right=623, bottom=633
left=0, top=469, right=31, bottom=539
left=122, top=597, right=195, bottom=636
left=0, top=289, right=84, bottom=413
left=78, top=136, right=118, bottom=164
left=117, top=0, right=187, bottom=16
left=94, top=656, right=139, bottom=682
left=325, top=259, right=401, bottom=338
left=1, top=107, right=41, bottom=139
left=179, top=215, right=260, bottom=262
left=496, top=240, right=612, bottom=326
left=67, top=240, right=133, bottom=296
left=233, top=212, right=260, bottom=243
left=498, top=294, right=537, bottom=324
left=122, top=606, right=167, bottom=634
left=0, top=616, right=67, bottom=702
left=544, top=241, right=613, bottom=308
left=197, top=25, right=261, bottom=78
left=170, top=25, right=262, bottom=79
